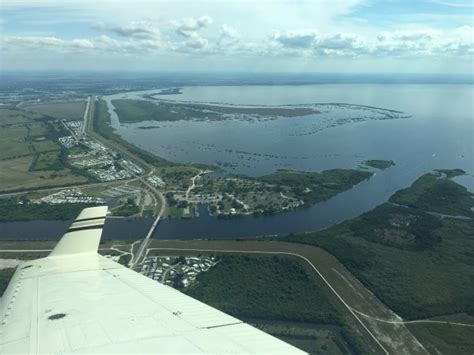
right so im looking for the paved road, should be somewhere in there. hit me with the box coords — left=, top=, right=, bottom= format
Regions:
left=185, top=171, right=208, bottom=200
left=82, top=96, right=91, bottom=134
left=128, top=179, right=166, bottom=268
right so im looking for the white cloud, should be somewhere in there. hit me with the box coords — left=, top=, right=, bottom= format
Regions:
left=2, top=19, right=472, bottom=62
left=92, top=21, right=160, bottom=39
left=172, top=16, right=212, bottom=37
left=218, top=25, right=240, bottom=47
left=272, top=30, right=367, bottom=56
left=273, top=30, right=317, bottom=49
left=183, top=32, right=208, bottom=49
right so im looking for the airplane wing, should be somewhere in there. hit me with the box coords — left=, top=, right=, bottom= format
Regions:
left=0, top=206, right=305, bottom=354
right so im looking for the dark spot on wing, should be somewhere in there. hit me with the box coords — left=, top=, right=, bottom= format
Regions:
left=48, top=313, right=66, bottom=320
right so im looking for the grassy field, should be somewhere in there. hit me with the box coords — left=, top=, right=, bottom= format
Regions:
left=0, top=156, right=87, bottom=192
left=23, top=101, right=86, bottom=120
left=390, top=170, right=473, bottom=217
left=0, top=124, right=59, bottom=160
left=184, top=254, right=361, bottom=354
left=112, top=99, right=318, bottom=123
left=0, top=124, right=32, bottom=159
left=284, top=170, right=474, bottom=323
left=0, top=108, right=42, bottom=125
left=29, top=151, right=62, bottom=171
left=0, top=106, right=92, bottom=189
left=31, top=140, right=60, bottom=153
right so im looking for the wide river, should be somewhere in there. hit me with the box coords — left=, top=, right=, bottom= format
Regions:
left=1, top=84, right=472, bottom=241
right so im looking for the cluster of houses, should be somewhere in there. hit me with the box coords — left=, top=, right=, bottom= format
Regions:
left=146, top=175, right=166, bottom=187
left=32, top=189, right=105, bottom=205
left=140, top=255, right=218, bottom=288
left=57, top=123, right=144, bottom=182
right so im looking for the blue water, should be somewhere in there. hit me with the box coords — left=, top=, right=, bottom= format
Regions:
left=1, top=84, right=472, bottom=241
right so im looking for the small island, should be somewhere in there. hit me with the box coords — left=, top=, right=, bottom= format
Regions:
left=155, top=88, right=182, bottom=95
left=111, top=99, right=320, bottom=123
left=363, top=159, right=396, bottom=170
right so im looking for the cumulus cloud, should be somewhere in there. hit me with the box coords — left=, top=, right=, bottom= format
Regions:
left=183, top=32, right=208, bottom=49
left=2, top=34, right=164, bottom=55
left=92, top=21, right=160, bottom=39
left=377, top=30, right=436, bottom=42
left=2, top=21, right=472, bottom=60
left=317, top=33, right=364, bottom=51
left=272, top=30, right=366, bottom=56
left=271, top=27, right=472, bottom=57
left=373, top=27, right=473, bottom=56
left=217, top=25, right=240, bottom=47
left=172, top=16, right=213, bottom=37
left=273, top=30, right=317, bottom=48
left=166, top=16, right=213, bottom=51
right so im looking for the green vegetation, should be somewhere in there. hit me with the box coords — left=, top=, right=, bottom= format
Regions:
left=406, top=323, right=474, bottom=355
left=186, top=255, right=341, bottom=323
left=0, top=107, right=88, bottom=191
left=435, top=168, right=466, bottom=179
left=159, top=167, right=373, bottom=217
left=0, top=156, right=88, bottom=192
left=0, top=107, right=61, bottom=161
left=363, top=159, right=395, bottom=169
left=113, top=99, right=318, bottom=123
left=0, top=107, right=42, bottom=125
left=32, top=140, right=60, bottom=153
left=29, top=151, right=62, bottom=171
left=0, top=197, right=95, bottom=221
left=93, top=99, right=174, bottom=167
left=0, top=268, right=15, bottom=297
left=390, top=170, right=473, bottom=217
left=282, top=170, right=474, bottom=321
left=185, top=254, right=365, bottom=354
left=259, top=169, right=373, bottom=205
left=23, top=101, right=86, bottom=120
left=0, top=124, right=33, bottom=159
left=349, top=203, right=442, bottom=250
left=111, top=197, right=139, bottom=217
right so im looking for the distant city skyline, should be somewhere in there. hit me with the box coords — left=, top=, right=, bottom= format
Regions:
left=1, top=0, right=473, bottom=74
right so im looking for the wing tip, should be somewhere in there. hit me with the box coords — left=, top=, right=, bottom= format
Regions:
left=49, top=205, right=109, bottom=257
left=75, top=206, right=108, bottom=221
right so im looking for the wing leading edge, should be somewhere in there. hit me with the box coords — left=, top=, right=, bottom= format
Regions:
left=0, top=207, right=306, bottom=354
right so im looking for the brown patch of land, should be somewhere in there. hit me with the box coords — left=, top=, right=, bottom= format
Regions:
left=23, top=101, right=87, bottom=121
left=0, top=156, right=87, bottom=192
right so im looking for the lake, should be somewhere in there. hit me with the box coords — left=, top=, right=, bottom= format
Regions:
left=1, top=84, right=472, bottom=241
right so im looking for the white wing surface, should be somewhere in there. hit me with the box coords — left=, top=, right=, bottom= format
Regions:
left=0, top=207, right=305, bottom=354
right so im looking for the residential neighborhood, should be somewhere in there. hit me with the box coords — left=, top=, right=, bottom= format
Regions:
left=140, top=255, right=218, bottom=288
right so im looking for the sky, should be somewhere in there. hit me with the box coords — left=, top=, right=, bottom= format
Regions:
left=0, top=0, right=473, bottom=74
